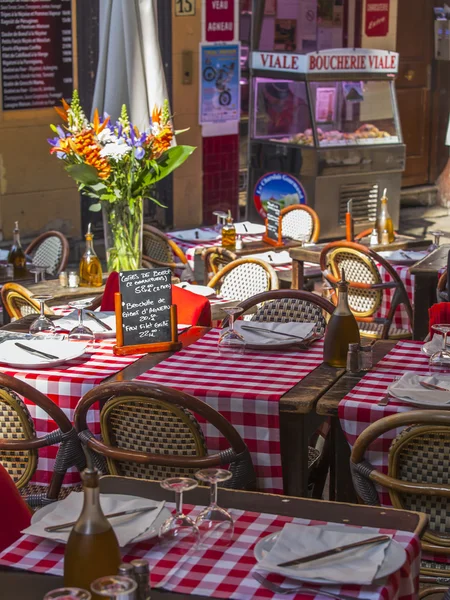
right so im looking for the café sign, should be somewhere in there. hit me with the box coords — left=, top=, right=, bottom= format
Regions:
left=252, top=49, right=399, bottom=75
left=205, top=0, right=235, bottom=42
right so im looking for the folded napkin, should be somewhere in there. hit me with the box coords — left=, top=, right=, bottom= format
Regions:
left=56, top=311, right=116, bottom=334
left=389, top=372, right=450, bottom=405
left=256, top=524, right=390, bottom=585
left=234, top=321, right=315, bottom=346
left=23, top=493, right=166, bottom=547
left=246, top=251, right=291, bottom=265
left=429, top=303, right=450, bottom=338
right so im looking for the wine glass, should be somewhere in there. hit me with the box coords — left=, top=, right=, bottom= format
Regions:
left=429, top=324, right=450, bottom=368
left=218, top=307, right=245, bottom=356
left=30, top=295, right=56, bottom=336
left=428, top=231, right=445, bottom=253
left=195, top=468, right=234, bottom=544
left=44, top=589, right=91, bottom=600
left=159, top=477, right=199, bottom=549
left=90, top=576, right=137, bottom=599
left=29, top=264, right=48, bottom=283
left=68, top=299, right=94, bottom=342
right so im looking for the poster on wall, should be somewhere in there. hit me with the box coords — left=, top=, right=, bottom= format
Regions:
left=199, top=43, right=240, bottom=124
left=365, top=0, right=390, bottom=37
left=274, top=19, right=297, bottom=51
left=254, top=172, right=307, bottom=219
left=315, top=87, right=336, bottom=122
left=264, top=0, right=277, bottom=16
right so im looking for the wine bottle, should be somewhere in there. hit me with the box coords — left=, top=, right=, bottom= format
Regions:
left=79, top=223, right=103, bottom=287
left=7, top=221, right=27, bottom=278
left=221, top=210, right=236, bottom=251
left=376, top=189, right=394, bottom=244
left=323, top=269, right=360, bottom=368
left=64, top=469, right=121, bottom=599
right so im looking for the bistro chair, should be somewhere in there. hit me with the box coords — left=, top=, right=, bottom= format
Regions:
left=201, top=246, right=237, bottom=283
left=207, top=257, right=279, bottom=300
left=142, top=224, right=194, bottom=281
left=1, top=283, right=55, bottom=320
left=25, top=230, right=69, bottom=276
left=280, top=204, right=320, bottom=243
left=74, top=381, right=256, bottom=490
left=0, top=373, right=85, bottom=507
left=350, top=410, right=450, bottom=583
left=320, top=241, right=413, bottom=340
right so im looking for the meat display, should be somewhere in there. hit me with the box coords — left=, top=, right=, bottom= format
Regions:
left=275, top=124, right=395, bottom=146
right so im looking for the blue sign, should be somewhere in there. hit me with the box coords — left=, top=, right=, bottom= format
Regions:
left=254, top=172, right=307, bottom=218
left=200, top=43, right=240, bottom=124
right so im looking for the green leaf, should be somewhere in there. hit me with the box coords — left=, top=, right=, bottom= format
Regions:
left=66, top=164, right=100, bottom=185
left=146, top=195, right=167, bottom=208
left=91, top=182, right=107, bottom=193
left=174, top=128, right=189, bottom=135
left=89, top=202, right=102, bottom=212
left=152, top=145, right=196, bottom=184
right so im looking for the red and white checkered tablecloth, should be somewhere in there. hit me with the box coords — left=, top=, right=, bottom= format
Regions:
left=376, top=264, right=414, bottom=331
left=0, top=339, right=140, bottom=486
left=0, top=503, right=421, bottom=600
left=136, top=329, right=325, bottom=493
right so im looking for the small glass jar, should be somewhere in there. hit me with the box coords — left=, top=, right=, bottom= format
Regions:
left=360, top=344, right=373, bottom=371
left=44, top=588, right=91, bottom=600
left=59, top=271, right=68, bottom=287
left=68, top=271, right=79, bottom=288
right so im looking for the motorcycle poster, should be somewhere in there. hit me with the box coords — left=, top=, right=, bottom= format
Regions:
left=200, top=43, right=240, bottom=124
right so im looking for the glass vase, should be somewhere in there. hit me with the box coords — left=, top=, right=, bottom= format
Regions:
left=102, top=196, right=143, bottom=273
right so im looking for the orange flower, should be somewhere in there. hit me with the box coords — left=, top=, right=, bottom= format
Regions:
left=152, top=126, right=173, bottom=159
left=54, top=98, right=70, bottom=122
left=92, top=108, right=110, bottom=135
left=50, top=136, right=72, bottom=155
left=70, top=130, right=111, bottom=179
left=152, top=106, right=162, bottom=126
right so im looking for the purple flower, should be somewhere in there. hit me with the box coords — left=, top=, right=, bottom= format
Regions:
left=47, top=137, right=60, bottom=147
left=134, top=146, right=145, bottom=160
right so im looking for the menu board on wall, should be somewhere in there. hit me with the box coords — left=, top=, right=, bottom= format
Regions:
left=0, top=0, right=73, bottom=111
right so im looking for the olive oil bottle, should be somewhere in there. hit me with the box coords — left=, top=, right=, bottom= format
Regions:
left=376, top=188, right=395, bottom=245
left=64, top=469, right=121, bottom=599
left=221, top=210, right=236, bottom=251
left=79, top=223, right=103, bottom=287
left=323, top=269, right=360, bottom=368
left=8, top=221, right=27, bottom=278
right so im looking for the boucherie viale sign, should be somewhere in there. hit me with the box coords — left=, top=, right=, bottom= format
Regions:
left=252, top=49, right=399, bottom=75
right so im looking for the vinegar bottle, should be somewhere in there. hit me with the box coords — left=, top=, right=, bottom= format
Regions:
left=376, top=188, right=395, bottom=244
left=64, top=469, right=121, bottom=599
left=221, top=210, right=236, bottom=251
left=323, top=269, right=360, bottom=368
left=79, top=223, right=103, bottom=287
left=8, top=221, right=27, bottom=278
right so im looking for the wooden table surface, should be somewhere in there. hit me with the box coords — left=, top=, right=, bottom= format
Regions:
left=0, top=476, right=428, bottom=600
left=29, top=279, right=105, bottom=305
left=410, top=243, right=449, bottom=340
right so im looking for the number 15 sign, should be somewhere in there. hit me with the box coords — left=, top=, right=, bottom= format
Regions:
left=175, top=0, right=196, bottom=16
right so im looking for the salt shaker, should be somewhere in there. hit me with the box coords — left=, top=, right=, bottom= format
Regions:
left=68, top=271, right=79, bottom=288
left=235, top=234, right=243, bottom=250
left=59, top=271, right=68, bottom=287
left=346, top=342, right=361, bottom=373
left=118, top=563, right=137, bottom=582
left=360, top=344, right=373, bottom=371
left=131, top=559, right=151, bottom=600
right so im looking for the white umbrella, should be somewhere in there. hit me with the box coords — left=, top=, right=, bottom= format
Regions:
left=92, top=0, right=169, bottom=131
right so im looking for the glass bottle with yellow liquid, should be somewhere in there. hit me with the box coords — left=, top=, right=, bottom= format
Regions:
left=64, top=468, right=121, bottom=599
left=79, top=224, right=103, bottom=287
left=221, top=210, right=236, bottom=251
left=323, top=268, right=360, bottom=368
left=376, top=188, right=395, bottom=245
left=8, top=221, right=27, bottom=278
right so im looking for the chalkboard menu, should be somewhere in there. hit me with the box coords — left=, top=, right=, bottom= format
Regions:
left=118, top=268, right=172, bottom=348
left=264, top=200, right=282, bottom=245
left=0, top=0, right=73, bottom=111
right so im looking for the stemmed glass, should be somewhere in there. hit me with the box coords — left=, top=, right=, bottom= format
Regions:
left=68, top=299, right=94, bottom=342
left=29, top=264, right=48, bottom=283
left=44, top=589, right=91, bottom=600
left=159, top=477, right=199, bottom=548
left=30, top=295, right=56, bottom=336
left=195, top=468, right=234, bottom=544
left=428, top=231, right=445, bottom=253
left=429, top=324, right=450, bottom=368
left=218, top=307, right=245, bottom=356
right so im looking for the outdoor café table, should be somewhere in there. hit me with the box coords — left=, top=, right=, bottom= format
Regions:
left=0, top=476, right=428, bottom=600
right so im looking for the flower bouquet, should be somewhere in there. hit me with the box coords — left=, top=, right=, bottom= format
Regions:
left=49, top=91, right=194, bottom=271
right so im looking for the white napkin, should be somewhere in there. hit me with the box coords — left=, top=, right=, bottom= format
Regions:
left=23, top=493, right=166, bottom=547
left=234, top=321, right=315, bottom=345
left=56, top=311, right=116, bottom=334
left=246, top=251, right=291, bottom=266
left=256, top=524, right=390, bottom=585
left=389, top=372, right=450, bottom=405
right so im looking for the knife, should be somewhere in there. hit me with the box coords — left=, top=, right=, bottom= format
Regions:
left=240, top=325, right=306, bottom=341
left=419, top=380, right=450, bottom=393
left=45, top=506, right=158, bottom=532
left=85, top=310, right=113, bottom=331
left=14, top=342, right=58, bottom=360
left=277, top=534, right=390, bottom=568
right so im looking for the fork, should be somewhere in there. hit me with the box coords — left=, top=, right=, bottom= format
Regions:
left=252, top=572, right=356, bottom=599
left=377, top=394, right=390, bottom=406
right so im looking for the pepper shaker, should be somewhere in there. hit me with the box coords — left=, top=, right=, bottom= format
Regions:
left=359, top=344, right=373, bottom=371
left=346, top=342, right=361, bottom=373
left=131, top=559, right=151, bottom=600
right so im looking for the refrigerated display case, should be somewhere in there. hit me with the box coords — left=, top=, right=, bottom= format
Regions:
left=246, top=47, right=406, bottom=239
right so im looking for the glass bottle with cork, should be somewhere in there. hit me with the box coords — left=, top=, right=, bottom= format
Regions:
left=64, top=468, right=121, bottom=598
left=79, top=223, right=103, bottom=287
left=7, top=221, right=27, bottom=278
left=221, top=210, right=236, bottom=251
left=376, top=188, right=395, bottom=245
left=323, top=268, right=360, bottom=367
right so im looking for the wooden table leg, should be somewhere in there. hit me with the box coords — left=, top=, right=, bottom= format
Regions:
left=280, top=412, right=309, bottom=497
left=291, top=259, right=304, bottom=290
left=330, top=417, right=357, bottom=503
left=413, top=272, right=438, bottom=341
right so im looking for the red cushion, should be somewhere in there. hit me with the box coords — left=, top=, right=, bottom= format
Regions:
left=100, top=271, right=212, bottom=327
left=429, top=303, right=450, bottom=337
left=0, top=463, right=31, bottom=552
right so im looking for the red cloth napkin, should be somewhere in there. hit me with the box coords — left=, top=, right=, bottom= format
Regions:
left=0, top=463, right=31, bottom=552
left=429, top=302, right=450, bottom=337
left=100, top=271, right=212, bottom=327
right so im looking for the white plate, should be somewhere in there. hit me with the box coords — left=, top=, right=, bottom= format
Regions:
left=56, top=310, right=116, bottom=339
left=31, top=494, right=171, bottom=544
left=235, top=222, right=266, bottom=235
left=0, top=340, right=88, bottom=369
left=378, top=250, right=428, bottom=264
left=172, top=228, right=220, bottom=243
left=246, top=251, right=292, bottom=266
left=254, top=525, right=406, bottom=585
left=388, top=386, right=450, bottom=409
left=175, top=283, right=216, bottom=298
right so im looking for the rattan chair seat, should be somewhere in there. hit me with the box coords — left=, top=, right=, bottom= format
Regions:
left=358, top=322, right=411, bottom=339
left=207, top=258, right=279, bottom=301
left=25, top=231, right=69, bottom=276
left=280, top=204, right=320, bottom=243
